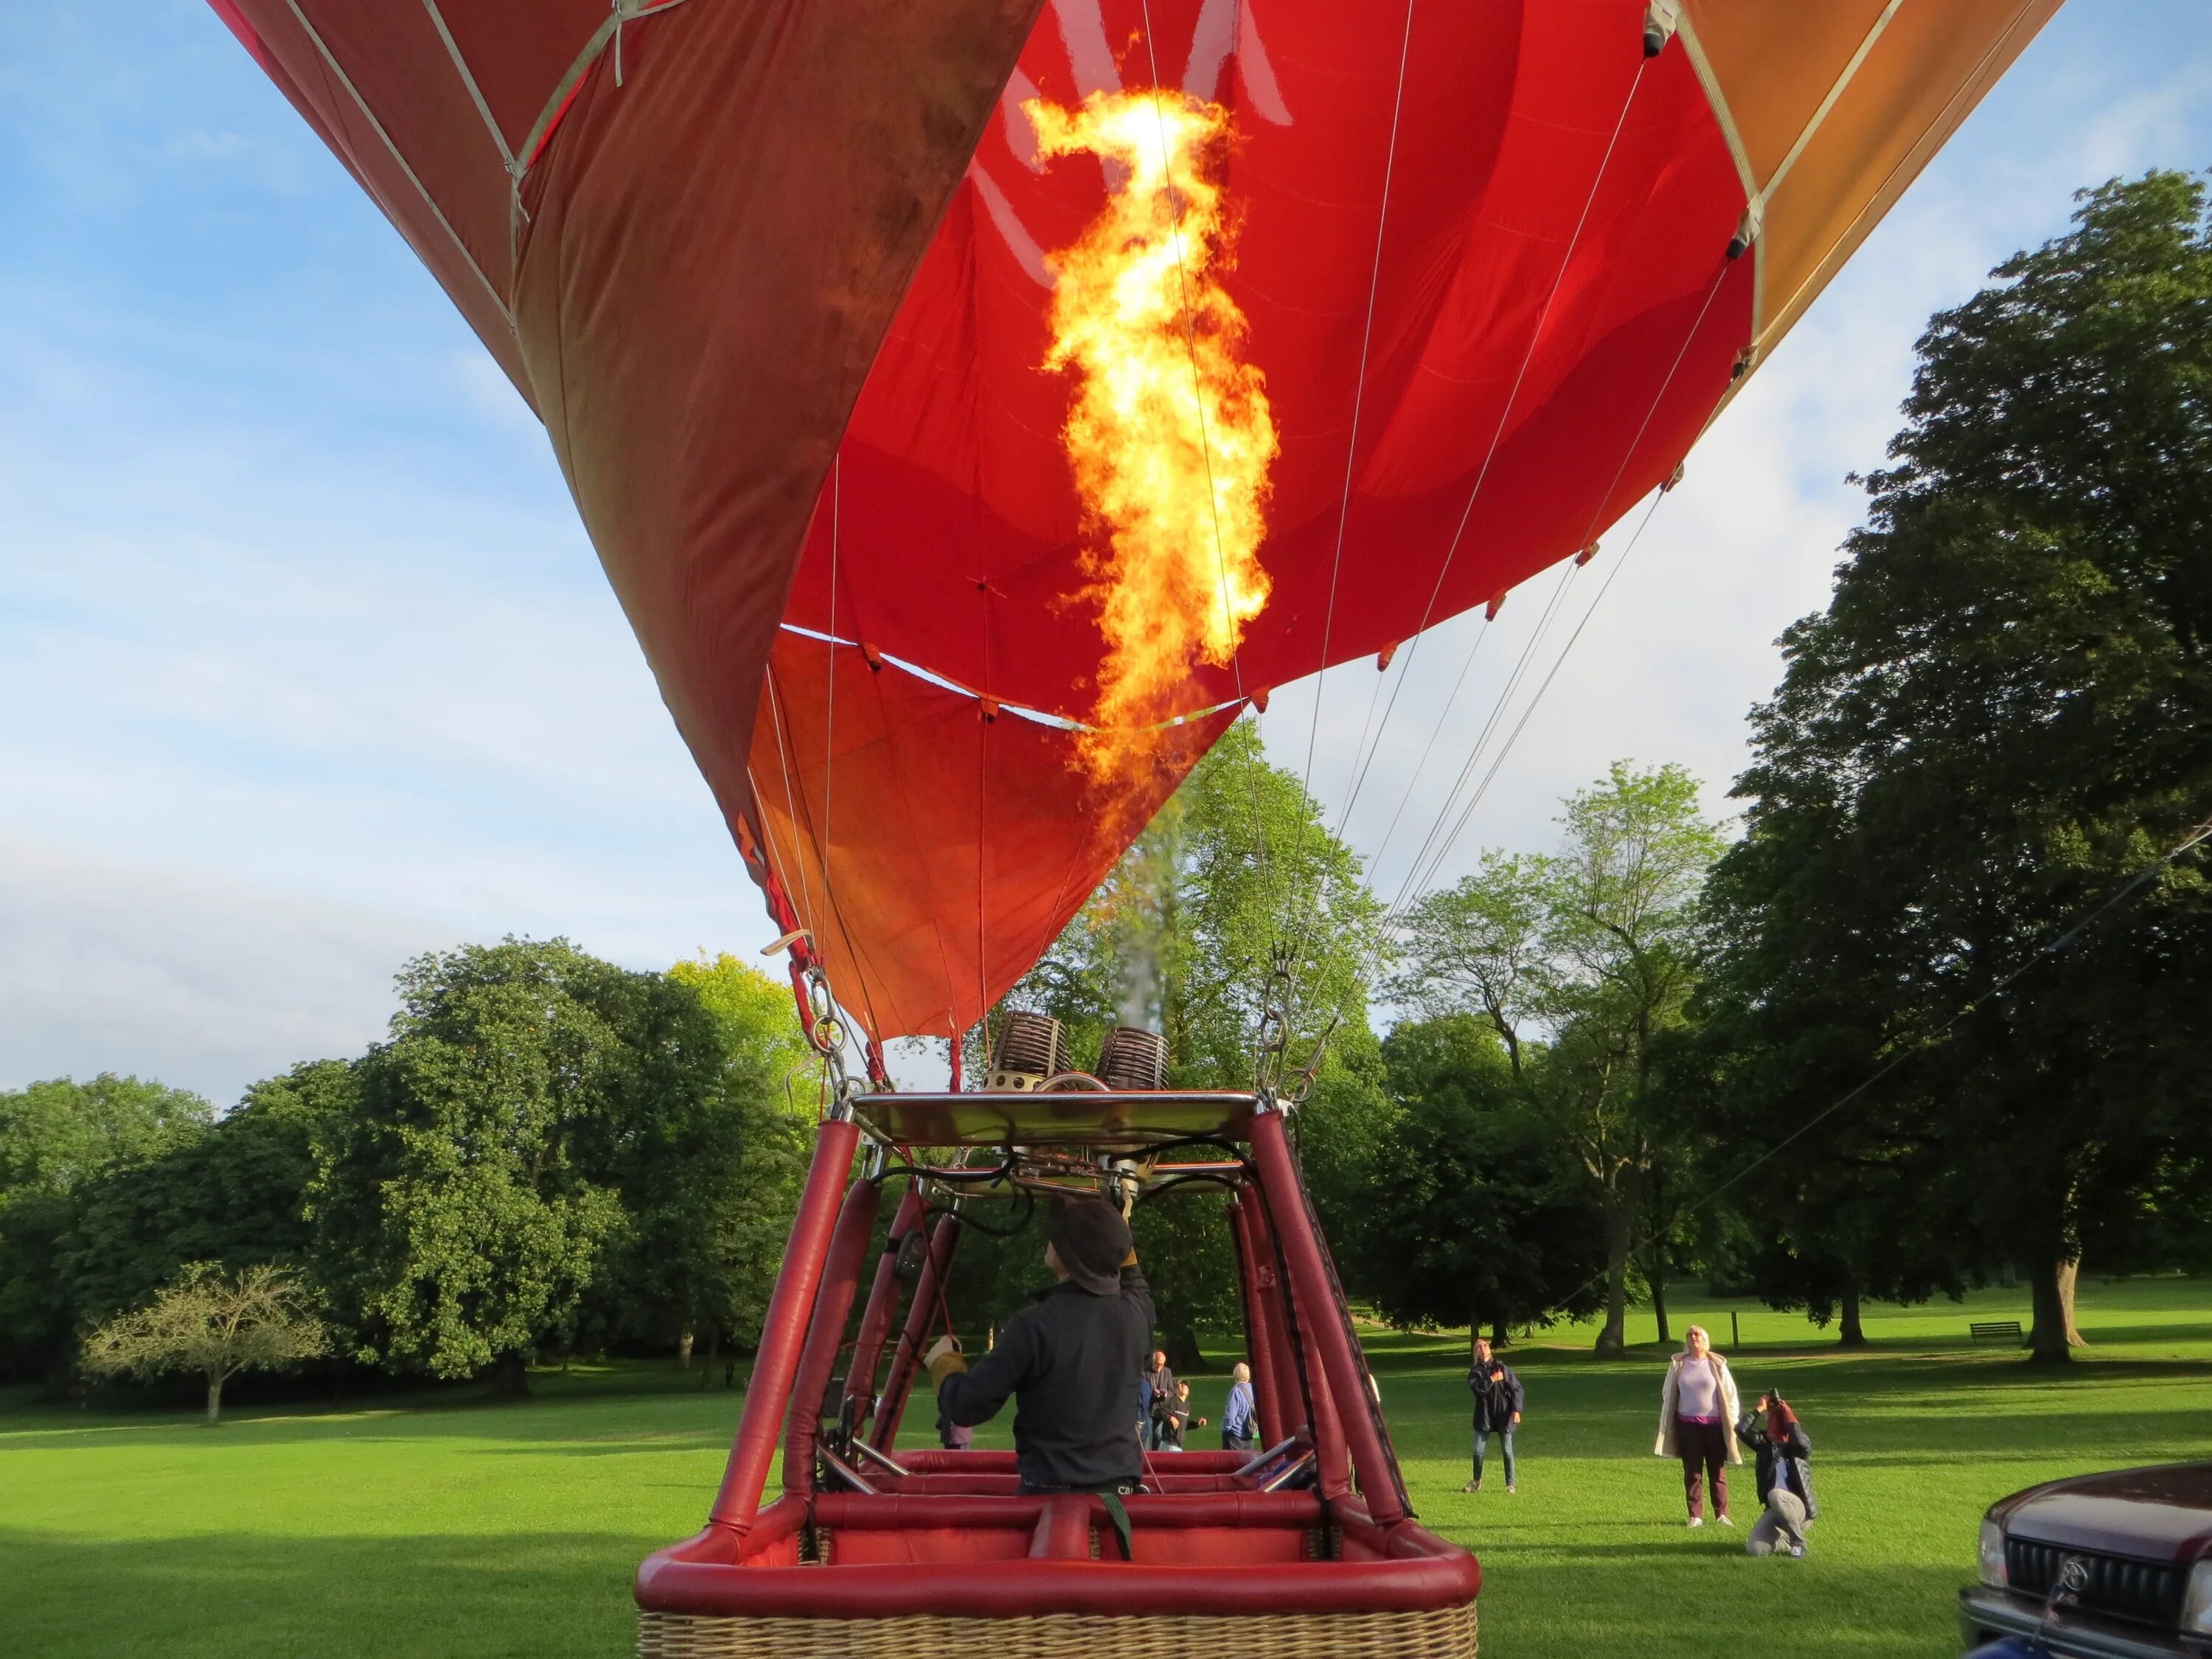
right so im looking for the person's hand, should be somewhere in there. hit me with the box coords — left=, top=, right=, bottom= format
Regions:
left=1197, top=1416, right=1208, bottom=1427
left=1511, top=1411, right=1521, bottom=1425
left=924, top=1334, right=966, bottom=1385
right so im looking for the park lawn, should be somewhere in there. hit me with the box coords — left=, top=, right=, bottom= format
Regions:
left=4, top=1276, right=2209, bottom=1659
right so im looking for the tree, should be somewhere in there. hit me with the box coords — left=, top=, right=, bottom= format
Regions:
left=988, top=718, right=1391, bottom=1366
left=1534, top=763, right=1723, bottom=1353
left=1699, top=173, right=2212, bottom=1361
left=1361, top=1015, right=1604, bottom=1341
left=0, top=1074, right=212, bottom=1386
left=80, top=1262, right=326, bottom=1424
left=1391, top=852, right=1554, bottom=1079
left=62, top=1060, right=350, bottom=1334
left=308, top=939, right=664, bottom=1391
left=638, top=953, right=817, bottom=1364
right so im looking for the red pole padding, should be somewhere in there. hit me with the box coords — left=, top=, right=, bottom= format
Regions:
left=780, top=1174, right=883, bottom=1498
left=1250, top=1107, right=1410, bottom=1527
left=843, top=1183, right=927, bottom=1435
left=709, top=1116, right=860, bottom=1534
left=1227, top=1194, right=1287, bottom=1448
left=1238, top=1164, right=1335, bottom=1482
left=870, top=1211, right=963, bottom=1450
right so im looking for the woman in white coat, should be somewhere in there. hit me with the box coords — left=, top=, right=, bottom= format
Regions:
left=1653, top=1324, right=1742, bottom=1527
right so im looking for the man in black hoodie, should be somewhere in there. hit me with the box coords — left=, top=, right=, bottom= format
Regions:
left=1462, top=1336, right=1525, bottom=1494
left=927, top=1197, right=1153, bottom=1495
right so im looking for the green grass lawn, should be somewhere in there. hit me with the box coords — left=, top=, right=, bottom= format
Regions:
left=5, top=1276, right=2210, bottom=1658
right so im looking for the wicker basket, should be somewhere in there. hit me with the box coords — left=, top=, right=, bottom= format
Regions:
left=640, top=1606, right=1475, bottom=1659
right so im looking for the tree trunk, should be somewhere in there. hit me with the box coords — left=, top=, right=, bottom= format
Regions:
left=2028, top=1256, right=2084, bottom=1363
left=1838, top=1281, right=1867, bottom=1348
left=1489, top=1318, right=1509, bottom=1350
left=1649, top=1250, right=1671, bottom=1348
left=206, top=1371, right=225, bottom=1425
left=702, top=1328, right=720, bottom=1389
left=678, top=1332, right=695, bottom=1369
left=490, top=1352, right=532, bottom=1397
left=1166, top=1328, right=1206, bottom=1376
left=1594, top=1203, right=1631, bottom=1355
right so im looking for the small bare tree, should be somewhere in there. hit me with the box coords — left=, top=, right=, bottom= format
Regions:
left=81, top=1263, right=327, bottom=1424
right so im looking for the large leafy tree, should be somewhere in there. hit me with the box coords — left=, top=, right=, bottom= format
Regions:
left=1391, top=763, right=1722, bottom=1352
left=0, top=1074, right=212, bottom=1385
left=309, top=939, right=703, bottom=1391
left=1698, top=173, right=2212, bottom=1362
left=625, top=953, right=817, bottom=1364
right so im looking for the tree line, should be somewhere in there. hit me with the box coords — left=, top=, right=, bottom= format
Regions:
left=0, top=947, right=816, bottom=1398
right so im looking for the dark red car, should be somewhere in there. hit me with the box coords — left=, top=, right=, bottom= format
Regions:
left=1961, top=1462, right=2212, bottom=1655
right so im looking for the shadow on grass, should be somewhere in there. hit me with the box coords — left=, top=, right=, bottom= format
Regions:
left=0, top=1530, right=652, bottom=1659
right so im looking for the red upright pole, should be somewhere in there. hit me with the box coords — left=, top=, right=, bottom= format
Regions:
left=871, top=1211, right=962, bottom=1450
left=1243, top=1169, right=1326, bottom=1464
left=708, top=1116, right=859, bottom=1534
left=781, top=1175, right=882, bottom=1498
left=1251, top=1106, right=1409, bottom=1526
left=841, top=1184, right=927, bottom=1435
left=1228, top=1193, right=1286, bottom=1447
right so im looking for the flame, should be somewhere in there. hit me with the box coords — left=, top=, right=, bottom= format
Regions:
left=1026, top=90, right=1276, bottom=785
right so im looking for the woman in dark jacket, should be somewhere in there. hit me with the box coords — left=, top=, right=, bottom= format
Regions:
left=1736, top=1392, right=1817, bottom=1557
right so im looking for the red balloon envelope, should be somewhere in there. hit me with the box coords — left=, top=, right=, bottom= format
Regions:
left=211, top=0, right=2060, bottom=1040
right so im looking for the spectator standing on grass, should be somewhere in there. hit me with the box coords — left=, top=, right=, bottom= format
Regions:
left=1461, top=1336, right=1523, bottom=1494
left=1655, top=1324, right=1742, bottom=1527
left=1143, top=1349, right=1176, bottom=1449
left=1736, top=1392, right=1817, bottom=1558
left=1222, top=1362, right=1257, bottom=1452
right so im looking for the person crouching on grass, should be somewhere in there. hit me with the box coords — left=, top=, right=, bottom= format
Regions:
left=1736, top=1391, right=1817, bottom=1557
left=1655, top=1324, right=1742, bottom=1527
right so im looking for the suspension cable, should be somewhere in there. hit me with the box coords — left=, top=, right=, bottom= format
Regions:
left=1378, top=258, right=1732, bottom=939
left=1273, top=49, right=1651, bottom=1040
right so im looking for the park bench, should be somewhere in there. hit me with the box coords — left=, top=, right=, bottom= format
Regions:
left=1970, top=1321, right=2024, bottom=1344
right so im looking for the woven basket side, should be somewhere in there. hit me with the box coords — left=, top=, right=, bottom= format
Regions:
left=640, top=1605, right=1475, bottom=1659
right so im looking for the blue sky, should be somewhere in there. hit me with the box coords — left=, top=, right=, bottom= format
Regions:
left=3, top=1, right=2209, bottom=1104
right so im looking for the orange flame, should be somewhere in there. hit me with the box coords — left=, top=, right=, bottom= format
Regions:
left=1026, top=90, right=1276, bottom=785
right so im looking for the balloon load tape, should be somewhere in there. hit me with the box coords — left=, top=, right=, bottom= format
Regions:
left=982, top=1014, right=1169, bottom=1093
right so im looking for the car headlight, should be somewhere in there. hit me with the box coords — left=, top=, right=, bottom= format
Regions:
left=1978, top=1519, right=2008, bottom=1588
left=2181, top=1560, right=2212, bottom=1637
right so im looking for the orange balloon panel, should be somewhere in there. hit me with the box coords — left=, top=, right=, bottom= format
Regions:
left=748, top=631, right=1237, bottom=1038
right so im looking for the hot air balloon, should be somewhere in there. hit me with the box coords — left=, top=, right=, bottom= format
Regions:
left=208, top=1, right=2060, bottom=1653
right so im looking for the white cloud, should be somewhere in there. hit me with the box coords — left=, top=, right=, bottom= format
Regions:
left=0, top=838, right=430, bottom=1105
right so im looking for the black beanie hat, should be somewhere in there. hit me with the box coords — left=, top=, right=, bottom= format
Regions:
left=1049, top=1197, right=1132, bottom=1296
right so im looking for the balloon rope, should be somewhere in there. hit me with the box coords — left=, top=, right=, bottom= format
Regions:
left=1298, top=0, right=1417, bottom=807
left=1278, top=46, right=1649, bottom=1035
left=822, top=453, right=840, bottom=922
left=1378, top=260, right=1731, bottom=936
left=762, top=666, right=819, bottom=933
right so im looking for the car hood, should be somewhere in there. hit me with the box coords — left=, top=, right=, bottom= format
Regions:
left=1998, top=1463, right=2212, bottom=1562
